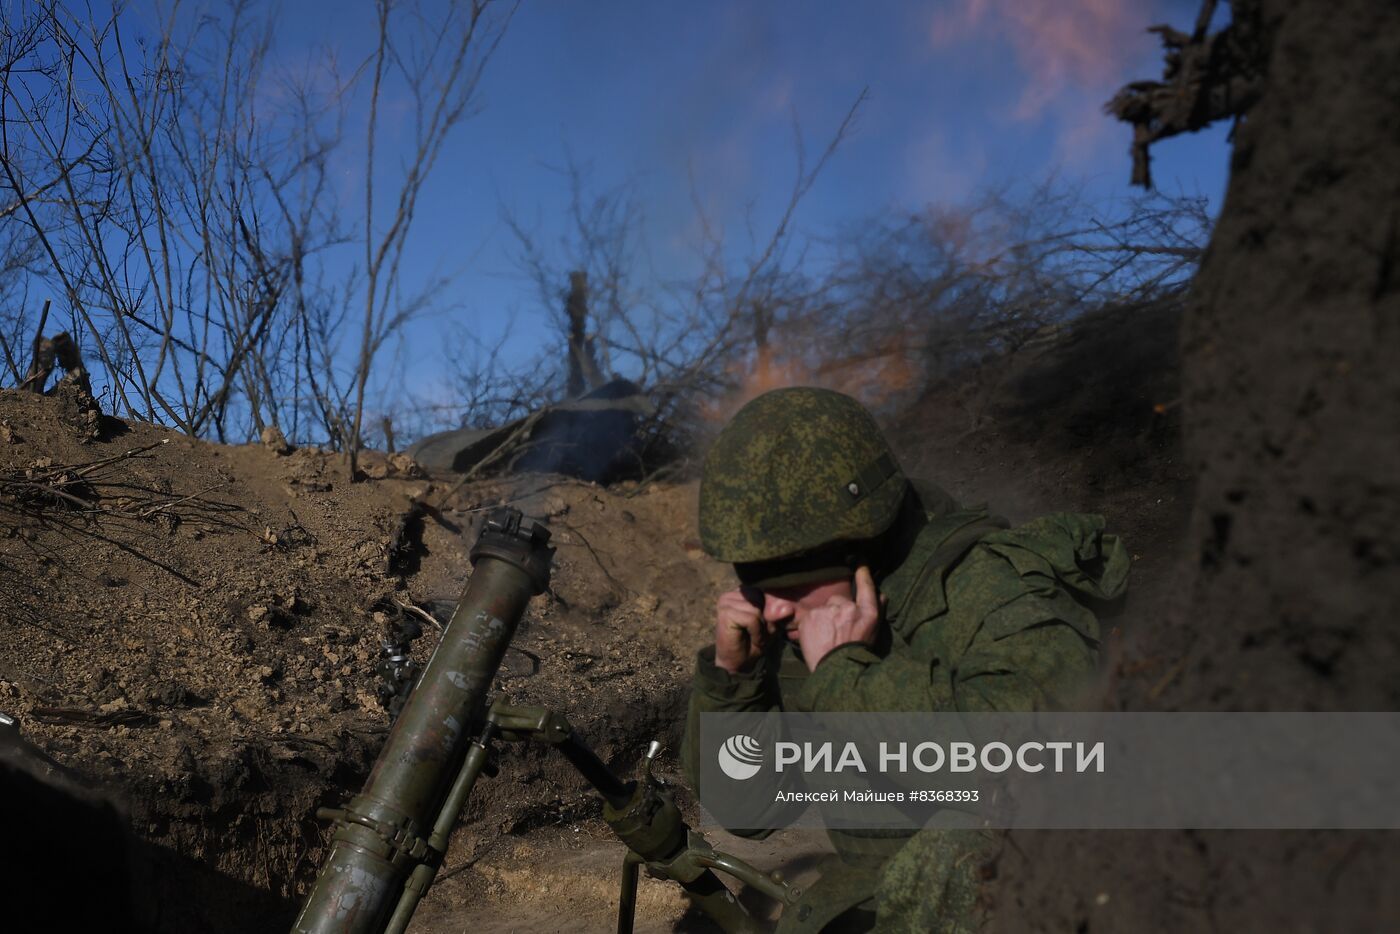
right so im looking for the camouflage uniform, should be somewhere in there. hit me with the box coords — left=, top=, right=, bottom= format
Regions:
left=682, top=389, right=1128, bottom=933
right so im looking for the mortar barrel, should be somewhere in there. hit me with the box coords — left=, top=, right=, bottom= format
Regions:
left=291, top=509, right=551, bottom=934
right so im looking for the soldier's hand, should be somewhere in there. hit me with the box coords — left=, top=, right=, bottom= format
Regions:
left=799, top=566, right=883, bottom=673
left=714, top=588, right=774, bottom=675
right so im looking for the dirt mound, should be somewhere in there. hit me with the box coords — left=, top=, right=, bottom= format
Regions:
left=0, top=388, right=728, bottom=931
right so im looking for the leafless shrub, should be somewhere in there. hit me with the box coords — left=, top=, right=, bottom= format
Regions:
left=0, top=0, right=512, bottom=474
left=502, top=156, right=644, bottom=399
left=459, top=92, right=871, bottom=469
left=429, top=84, right=1208, bottom=481
left=743, top=182, right=1212, bottom=429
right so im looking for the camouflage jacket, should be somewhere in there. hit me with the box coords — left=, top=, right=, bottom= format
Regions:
left=681, top=483, right=1129, bottom=932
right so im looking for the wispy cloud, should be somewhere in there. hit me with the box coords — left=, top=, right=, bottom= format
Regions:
left=930, top=0, right=1154, bottom=168
left=902, top=129, right=988, bottom=206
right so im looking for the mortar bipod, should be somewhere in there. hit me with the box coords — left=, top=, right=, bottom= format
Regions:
left=478, top=701, right=802, bottom=934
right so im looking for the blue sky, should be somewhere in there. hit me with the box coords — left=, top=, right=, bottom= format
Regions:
left=163, top=0, right=1234, bottom=434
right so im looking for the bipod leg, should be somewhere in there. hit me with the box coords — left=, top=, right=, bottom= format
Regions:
left=617, top=850, right=643, bottom=934
left=384, top=720, right=500, bottom=934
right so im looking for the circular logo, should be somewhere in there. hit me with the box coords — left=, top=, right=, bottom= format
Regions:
left=718, top=734, right=764, bottom=780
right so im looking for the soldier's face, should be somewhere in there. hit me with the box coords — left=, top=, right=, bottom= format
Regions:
left=758, top=576, right=853, bottom=643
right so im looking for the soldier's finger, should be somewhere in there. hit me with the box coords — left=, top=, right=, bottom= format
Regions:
left=719, top=589, right=757, bottom=610
left=719, top=593, right=761, bottom=621
left=736, top=612, right=765, bottom=641
left=724, top=618, right=759, bottom=653
left=854, top=565, right=880, bottom=620
left=723, top=612, right=761, bottom=636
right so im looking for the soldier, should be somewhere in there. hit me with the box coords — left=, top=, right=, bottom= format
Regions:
left=682, top=387, right=1129, bottom=932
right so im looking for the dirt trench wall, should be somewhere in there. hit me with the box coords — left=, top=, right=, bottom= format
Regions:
left=986, top=2, right=1400, bottom=931
left=1171, top=0, right=1400, bottom=711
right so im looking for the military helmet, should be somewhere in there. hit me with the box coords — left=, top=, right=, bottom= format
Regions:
left=698, top=387, right=908, bottom=585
